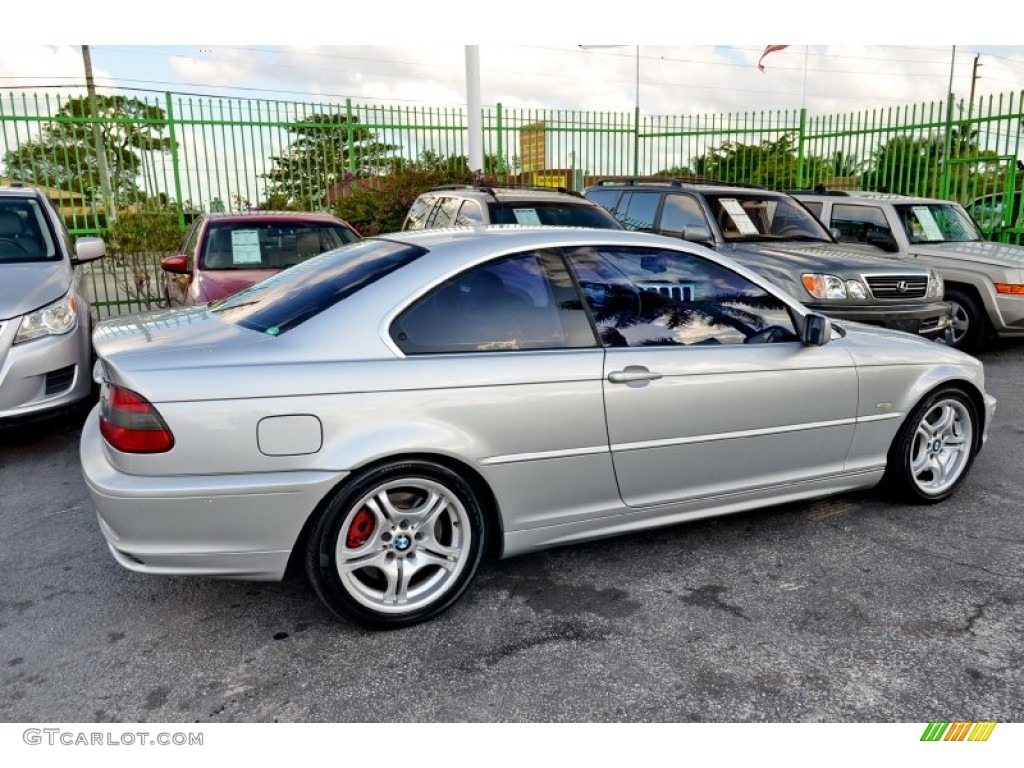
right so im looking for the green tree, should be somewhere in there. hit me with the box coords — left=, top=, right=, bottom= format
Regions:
left=262, top=113, right=397, bottom=209
left=702, top=134, right=802, bottom=188
left=3, top=95, right=171, bottom=204
left=860, top=134, right=944, bottom=195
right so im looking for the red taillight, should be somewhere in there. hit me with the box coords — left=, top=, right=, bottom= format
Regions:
left=99, top=384, right=175, bottom=453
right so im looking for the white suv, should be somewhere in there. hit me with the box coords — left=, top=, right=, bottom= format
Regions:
left=794, top=190, right=1024, bottom=352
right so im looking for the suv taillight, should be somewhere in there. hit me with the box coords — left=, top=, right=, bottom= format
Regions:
left=99, top=384, right=174, bottom=453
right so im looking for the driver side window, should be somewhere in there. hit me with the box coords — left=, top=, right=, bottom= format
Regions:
left=564, top=245, right=798, bottom=347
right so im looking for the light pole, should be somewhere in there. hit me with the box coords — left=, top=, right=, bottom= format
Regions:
left=633, top=45, right=640, bottom=177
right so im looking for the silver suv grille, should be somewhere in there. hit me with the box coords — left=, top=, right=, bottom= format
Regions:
left=865, top=275, right=928, bottom=299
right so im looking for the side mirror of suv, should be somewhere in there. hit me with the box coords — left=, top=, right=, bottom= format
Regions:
left=801, top=313, right=833, bottom=346
left=681, top=224, right=713, bottom=245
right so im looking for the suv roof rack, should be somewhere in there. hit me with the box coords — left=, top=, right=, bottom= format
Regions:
left=427, top=183, right=583, bottom=199
left=786, top=187, right=851, bottom=196
left=591, top=176, right=768, bottom=190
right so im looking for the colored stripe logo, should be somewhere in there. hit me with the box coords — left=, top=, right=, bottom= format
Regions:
left=921, top=721, right=997, bottom=741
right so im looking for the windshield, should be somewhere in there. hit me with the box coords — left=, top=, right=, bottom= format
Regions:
left=893, top=203, right=983, bottom=244
left=0, top=198, right=58, bottom=263
left=489, top=202, right=624, bottom=229
left=200, top=220, right=359, bottom=270
left=210, top=239, right=425, bottom=335
left=703, top=194, right=831, bottom=242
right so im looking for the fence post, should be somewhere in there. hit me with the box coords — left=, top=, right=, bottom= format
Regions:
left=496, top=103, right=505, bottom=182
left=345, top=98, right=356, bottom=192
left=796, top=107, right=807, bottom=189
left=164, top=92, right=185, bottom=229
left=940, top=94, right=955, bottom=198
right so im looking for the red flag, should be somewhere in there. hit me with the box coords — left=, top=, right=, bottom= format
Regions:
left=758, top=45, right=789, bottom=72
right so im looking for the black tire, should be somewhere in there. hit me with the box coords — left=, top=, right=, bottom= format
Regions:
left=883, top=387, right=979, bottom=503
left=305, top=460, right=486, bottom=629
left=943, top=287, right=987, bottom=352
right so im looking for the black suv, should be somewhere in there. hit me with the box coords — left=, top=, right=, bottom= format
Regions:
left=403, top=184, right=624, bottom=231
left=583, top=178, right=950, bottom=338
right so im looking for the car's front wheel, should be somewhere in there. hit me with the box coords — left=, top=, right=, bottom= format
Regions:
left=943, top=287, right=987, bottom=352
left=306, top=460, right=486, bottom=629
left=884, top=387, right=979, bottom=503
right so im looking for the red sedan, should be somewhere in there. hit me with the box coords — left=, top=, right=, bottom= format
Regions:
left=161, top=211, right=360, bottom=306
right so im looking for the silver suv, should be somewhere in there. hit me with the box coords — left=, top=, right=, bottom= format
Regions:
left=0, top=184, right=105, bottom=422
left=403, top=184, right=624, bottom=231
left=794, top=190, right=1024, bottom=352
left=584, top=179, right=950, bottom=339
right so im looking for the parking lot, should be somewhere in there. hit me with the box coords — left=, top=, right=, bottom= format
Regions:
left=1, top=342, right=1022, bottom=723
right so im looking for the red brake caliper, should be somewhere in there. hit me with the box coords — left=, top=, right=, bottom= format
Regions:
left=346, top=508, right=376, bottom=548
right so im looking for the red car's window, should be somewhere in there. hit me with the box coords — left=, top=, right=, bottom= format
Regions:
left=200, top=221, right=359, bottom=270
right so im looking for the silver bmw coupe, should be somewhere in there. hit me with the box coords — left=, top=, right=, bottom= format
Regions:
left=81, top=227, right=996, bottom=628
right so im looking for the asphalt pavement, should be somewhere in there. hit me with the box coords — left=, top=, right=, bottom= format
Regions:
left=1, top=343, right=1021, bottom=723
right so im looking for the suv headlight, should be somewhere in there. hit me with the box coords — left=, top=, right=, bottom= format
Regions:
left=928, top=271, right=944, bottom=298
left=14, top=291, right=78, bottom=344
left=801, top=273, right=849, bottom=300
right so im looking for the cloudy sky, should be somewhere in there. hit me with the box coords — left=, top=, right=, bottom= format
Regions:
left=4, top=3, right=1022, bottom=118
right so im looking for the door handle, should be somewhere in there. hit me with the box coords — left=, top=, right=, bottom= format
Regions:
left=607, top=367, right=663, bottom=384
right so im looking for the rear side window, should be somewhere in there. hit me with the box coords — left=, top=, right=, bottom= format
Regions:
left=391, top=249, right=597, bottom=354
left=831, top=204, right=891, bottom=244
left=585, top=189, right=621, bottom=212
left=457, top=200, right=484, bottom=225
left=404, top=196, right=437, bottom=230
left=614, top=191, right=661, bottom=231
left=211, top=239, right=424, bottom=335
left=427, top=197, right=460, bottom=228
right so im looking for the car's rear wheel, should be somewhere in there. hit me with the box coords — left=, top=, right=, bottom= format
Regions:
left=943, top=287, right=986, bottom=352
left=884, top=387, right=978, bottom=503
left=306, top=460, right=485, bottom=629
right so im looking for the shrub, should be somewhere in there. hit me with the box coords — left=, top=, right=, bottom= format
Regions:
left=332, top=168, right=479, bottom=236
left=104, top=207, right=185, bottom=257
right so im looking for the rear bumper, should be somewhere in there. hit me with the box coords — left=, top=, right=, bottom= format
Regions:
left=809, top=300, right=950, bottom=338
left=80, top=408, right=345, bottom=581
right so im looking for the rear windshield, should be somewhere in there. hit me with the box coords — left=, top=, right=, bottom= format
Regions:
left=0, top=198, right=59, bottom=263
left=489, top=202, right=624, bottom=229
left=200, top=220, right=359, bottom=270
left=210, top=239, right=425, bottom=335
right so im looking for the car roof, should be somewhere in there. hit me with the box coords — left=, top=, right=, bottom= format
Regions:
left=792, top=191, right=960, bottom=206
left=0, top=186, right=42, bottom=199
left=374, top=224, right=695, bottom=250
left=585, top=178, right=786, bottom=196
left=202, top=210, right=346, bottom=224
left=424, top=184, right=592, bottom=203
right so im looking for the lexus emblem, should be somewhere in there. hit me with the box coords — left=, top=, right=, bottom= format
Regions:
left=896, top=280, right=909, bottom=293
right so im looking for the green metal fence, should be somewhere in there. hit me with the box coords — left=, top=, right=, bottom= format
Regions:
left=2, top=88, right=1023, bottom=317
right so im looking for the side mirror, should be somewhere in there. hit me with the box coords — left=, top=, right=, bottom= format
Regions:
left=160, top=254, right=190, bottom=274
left=802, top=312, right=832, bottom=346
left=865, top=230, right=899, bottom=252
left=681, top=224, right=713, bottom=245
left=71, top=237, right=105, bottom=264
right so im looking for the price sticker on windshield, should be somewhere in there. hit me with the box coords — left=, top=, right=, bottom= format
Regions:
left=719, top=198, right=760, bottom=235
left=911, top=206, right=944, bottom=241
